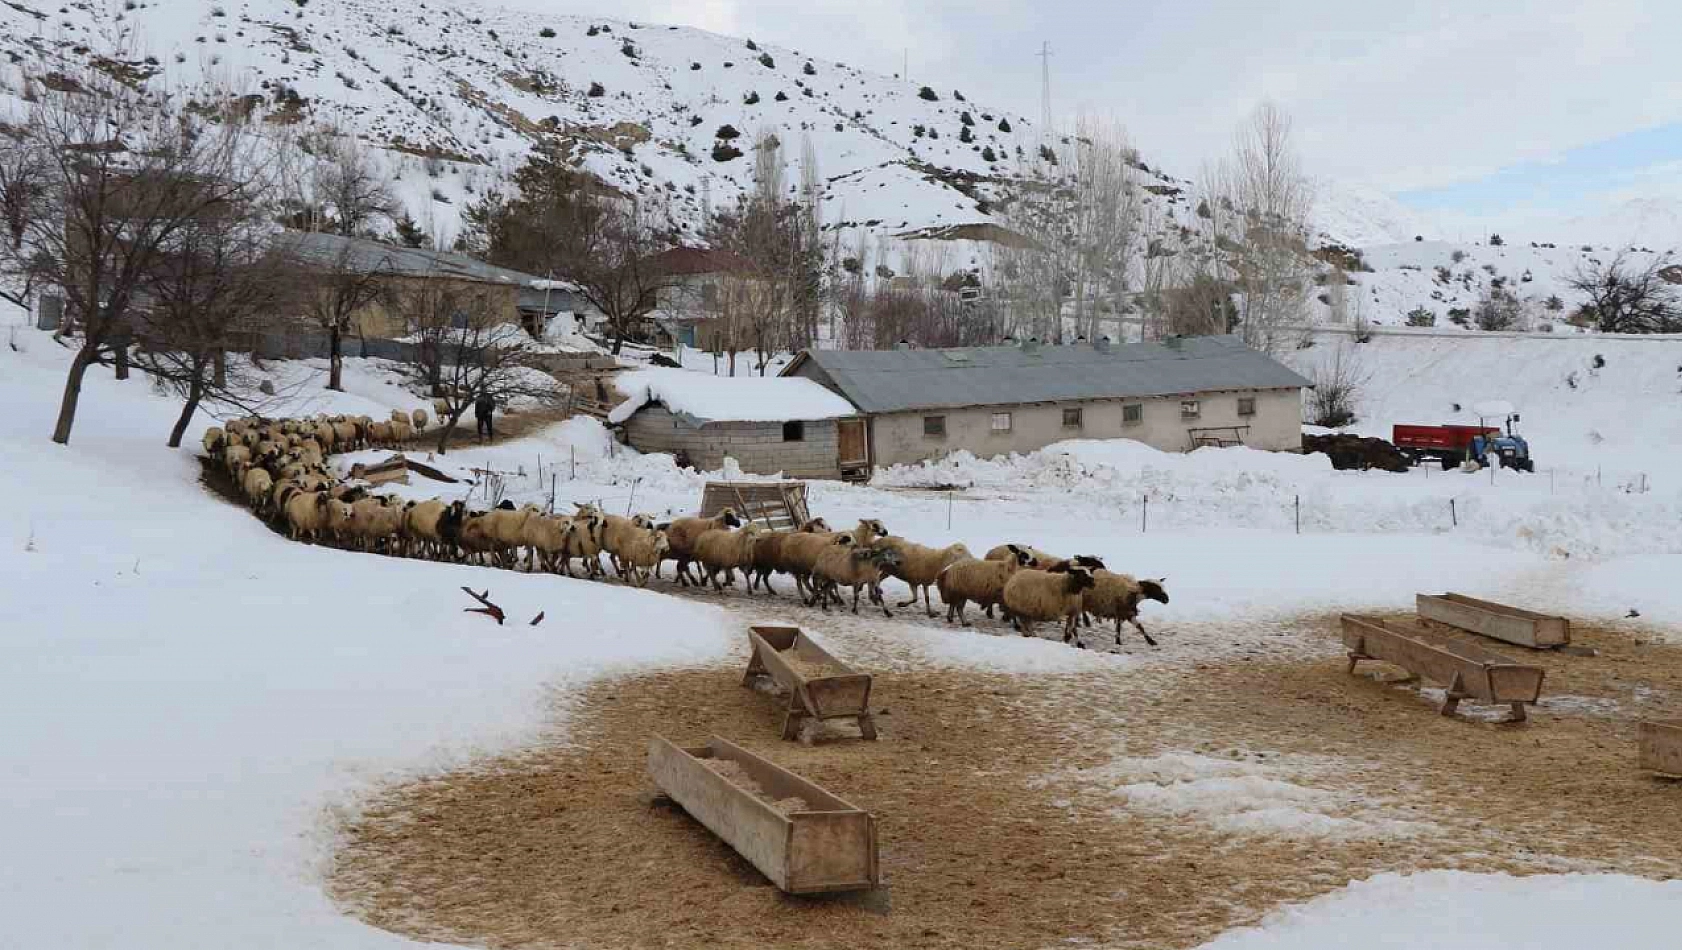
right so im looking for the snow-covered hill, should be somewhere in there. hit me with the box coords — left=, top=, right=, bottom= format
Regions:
left=1, top=0, right=1066, bottom=247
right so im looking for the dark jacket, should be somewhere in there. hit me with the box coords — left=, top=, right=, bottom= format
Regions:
left=474, top=394, right=495, bottom=419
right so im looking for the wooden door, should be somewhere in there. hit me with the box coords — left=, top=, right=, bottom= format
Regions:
left=837, top=417, right=868, bottom=467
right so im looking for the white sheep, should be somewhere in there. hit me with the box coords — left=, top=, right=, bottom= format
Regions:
left=616, top=527, right=671, bottom=587
left=519, top=512, right=573, bottom=573
left=1002, top=562, right=1100, bottom=646
left=559, top=510, right=607, bottom=578
left=599, top=511, right=658, bottom=579
left=875, top=537, right=972, bottom=618
left=663, top=508, right=743, bottom=585
left=747, top=517, right=830, bottom=594
left=241, top=467, right=274, bottom=513
left=283, top=490, right=351, bottom=544
left=935, top=544, right=1035, bottom=625
left=810, top=536, right=903, bottom=616
left=693, top=523, right=767, bottom=593
left=775, top=518, right=889, bottom=599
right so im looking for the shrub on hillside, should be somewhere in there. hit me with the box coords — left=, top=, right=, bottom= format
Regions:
left=715, top=124, right=740, bottom=140
left=539, top=27, right=555, bottom=38
left=1405, top=307, right=1436, bottom=327
left=803, top=62, right=816, bottom=75
left=743, top=91, right=760, bottom=104
left=587, top=82, right=604, bottom=97
left=758, top=52, right=775, bottom=68
left=711, top=142, right=743, bottom=162
left=981, top=146, right=997, bottom=162
left=918, top=86, right=938, bottom=101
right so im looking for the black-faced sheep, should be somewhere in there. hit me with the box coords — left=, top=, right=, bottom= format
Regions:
left=1002, top=562, right=1099, bottom=646
left=775, top=518, right=889, bottom=599
left=1083, top=572, right=1169, bottom=647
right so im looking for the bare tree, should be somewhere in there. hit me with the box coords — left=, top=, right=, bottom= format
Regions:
left=15, top=66, right=270, bottom=445
left=1307, top=340, right=1370, bottom=428
left=1568, top=252, right=1682, bottom=333
left=1206, top=103, right=1315, bottom=354
left=132, top=217, right=295, bottom=446
left=310, top=133, right=399, bottom=237
left=292, top=239, right=393, bottom=391
left=0, top=129, right=47, bottom=313
left=393, top=275, right=562, bottom=453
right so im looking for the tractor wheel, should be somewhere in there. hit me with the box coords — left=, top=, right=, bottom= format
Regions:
left=1440, top=455, right=1456, bottom=471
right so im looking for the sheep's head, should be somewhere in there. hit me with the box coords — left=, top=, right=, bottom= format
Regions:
left=800, top=517, right=831, bottom=533
left=720, top=508, right=743, bottom=529
left=858, top=518, right=887, bottom=539
left=632, top=514, right=656, bottom=529
left=1070, top=554, right=1106, bottom=571
left=1067, top=565, right=1097, bottom=592
left=831, top=534, right=857, bottom=548
left=1007, top=543, right=1035, bottom=567
left=652, top=530, right=671, bottom=557
left=1139, top=578, right=1169, bottom=604
left=863, top=545, right=903, bottom=570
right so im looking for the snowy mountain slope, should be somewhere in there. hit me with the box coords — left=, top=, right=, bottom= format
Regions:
left=1561, top=197, right=1682, bottom=252
left=0, top=0, right=1059, bottom=247
left=1309, top=180, right=1437, bottom=247
left=1319, top=239, right=1676, bottom=329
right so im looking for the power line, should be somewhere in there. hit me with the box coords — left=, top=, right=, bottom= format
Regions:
left=1038, top=41, right=1053, bottom=137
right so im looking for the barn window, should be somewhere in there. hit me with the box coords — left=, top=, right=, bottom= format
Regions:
left=1062, top=407, right=1083, bottom=429
left=1238, top=396, right=1257, bottom=417
left=1122, top=403, right=1143, bottom=425
left=782, top=421, right=804, bottom=442
left=923, top=415, right=946, bottom=437
left=991, top=412, right=1012, bottom=433
left=1180, top=399, right=1201, bottom=419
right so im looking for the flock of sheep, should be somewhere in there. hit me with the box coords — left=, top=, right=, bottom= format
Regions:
left=202, top=408, right=1170, bottom=650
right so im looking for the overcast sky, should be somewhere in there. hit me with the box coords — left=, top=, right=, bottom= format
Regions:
left=502, top=0, right=1682, bottom=240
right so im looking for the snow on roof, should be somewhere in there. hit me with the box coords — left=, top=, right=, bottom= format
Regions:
left=609, top=368, right=857, bottom=425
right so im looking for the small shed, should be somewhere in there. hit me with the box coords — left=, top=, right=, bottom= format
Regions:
left=610, top=368, right=861, bottom=479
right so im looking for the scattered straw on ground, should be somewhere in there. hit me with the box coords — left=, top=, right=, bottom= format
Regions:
left=327, top=612, right=1682, bottom=950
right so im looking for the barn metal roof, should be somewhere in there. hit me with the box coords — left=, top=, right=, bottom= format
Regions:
left=782, top=335, right=1312, bottom=414
left=274, top=231, right=547, bottom=288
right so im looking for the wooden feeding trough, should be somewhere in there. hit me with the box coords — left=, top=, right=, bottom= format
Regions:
left=647, top=735, right=880, bottom=894
left=700, top=481, right=812, bottom=532
left=743, top=625, right=876, bottom=741
left=1416, top=593, right=1571, bottom=649
left=1639, top=720, right=1682, bottom=778
left=349, top=453, right=410, bottom=486
left=1341, top=614, right=1546, bottom=721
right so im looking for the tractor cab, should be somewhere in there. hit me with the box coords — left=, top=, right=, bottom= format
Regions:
left=1473, top=410, right=1533, bottom=472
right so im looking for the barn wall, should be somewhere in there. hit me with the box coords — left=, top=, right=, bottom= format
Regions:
left=622, top=406, right=842, bottom=479
left=867, top=388, right=1303, bottom=468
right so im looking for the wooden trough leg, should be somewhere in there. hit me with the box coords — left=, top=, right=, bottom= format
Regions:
left=741, top=647, right=768, bottom=688
left=1508, top=702, right=1528, bottom=723
left=1440, top=671, right=1465, bottom=718
left=857, top=714, right=878, bottom=741
left=781, top=702, right=808, bottom=742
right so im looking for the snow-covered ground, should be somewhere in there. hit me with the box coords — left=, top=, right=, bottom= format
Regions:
left=1196, top=871, right=1682, bottom=950
left=5, top=322, right=1682, bottom=947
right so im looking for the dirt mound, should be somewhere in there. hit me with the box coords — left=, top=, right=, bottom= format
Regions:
left=1304, top=432, right=1412, bottom=472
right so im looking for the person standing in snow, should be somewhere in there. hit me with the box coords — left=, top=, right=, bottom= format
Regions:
left=474, top=392, right=496, bottom=442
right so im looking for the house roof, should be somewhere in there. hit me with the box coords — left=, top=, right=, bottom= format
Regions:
left=609, top=367, right=856, bottom=425
left=646, top=246, right=755, bottom=276
left=274, top=231, right=545, bottom=287
left=781, top=335, right=1313, bottom=414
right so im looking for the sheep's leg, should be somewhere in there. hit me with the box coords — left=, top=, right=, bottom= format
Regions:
left=1130, top=619, right=1158, bottom=647
left=760, top=571, right=778, bottom=596
left=878, top=584, right=893, bottom=618
left=983, top=604, right=995, bottom=619
left=922, top=586, right=938, bottom=618
left=850, top=585, right=861, bottom=615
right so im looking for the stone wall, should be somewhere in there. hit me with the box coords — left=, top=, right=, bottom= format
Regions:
left=622, top=405, right=842, bottom=479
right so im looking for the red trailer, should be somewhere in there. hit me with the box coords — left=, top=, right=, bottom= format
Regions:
left=1393, top=424, right=1499, bottom=469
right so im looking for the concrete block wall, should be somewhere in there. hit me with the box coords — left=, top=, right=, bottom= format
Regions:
left=622, top=406, right=842, bottom=479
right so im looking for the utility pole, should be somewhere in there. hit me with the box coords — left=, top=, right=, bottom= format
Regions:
left=1038, top=41, right=1053, bottom=137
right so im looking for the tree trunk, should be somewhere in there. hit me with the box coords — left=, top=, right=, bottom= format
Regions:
left=114, top=337, right=130, bottom=381
left=167, top=373, right=204, bottom=448
left=51, top=344, right=96, bottom=445
left=609, top=317, right=625, bottom=355
left=328, top=324, right=344, bottom=391
left=436, top=412, right=461, bottom=456
left=213, top=350, right=227, bottom=388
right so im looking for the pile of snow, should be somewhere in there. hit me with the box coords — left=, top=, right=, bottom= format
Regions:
left=1053, top=750, right=1427, bottom=841
left=1196, top=871, right=1682, bottom=950
left=608, top=367, right=856, bottom=424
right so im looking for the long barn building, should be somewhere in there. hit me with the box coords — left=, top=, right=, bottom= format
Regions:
left=780, top=335, right=1311, bottom=476
left=612, top=336, right=1311, bottom=480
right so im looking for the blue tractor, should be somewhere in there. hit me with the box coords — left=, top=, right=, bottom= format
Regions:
left=1470, top=413, right=1534, bottom=472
